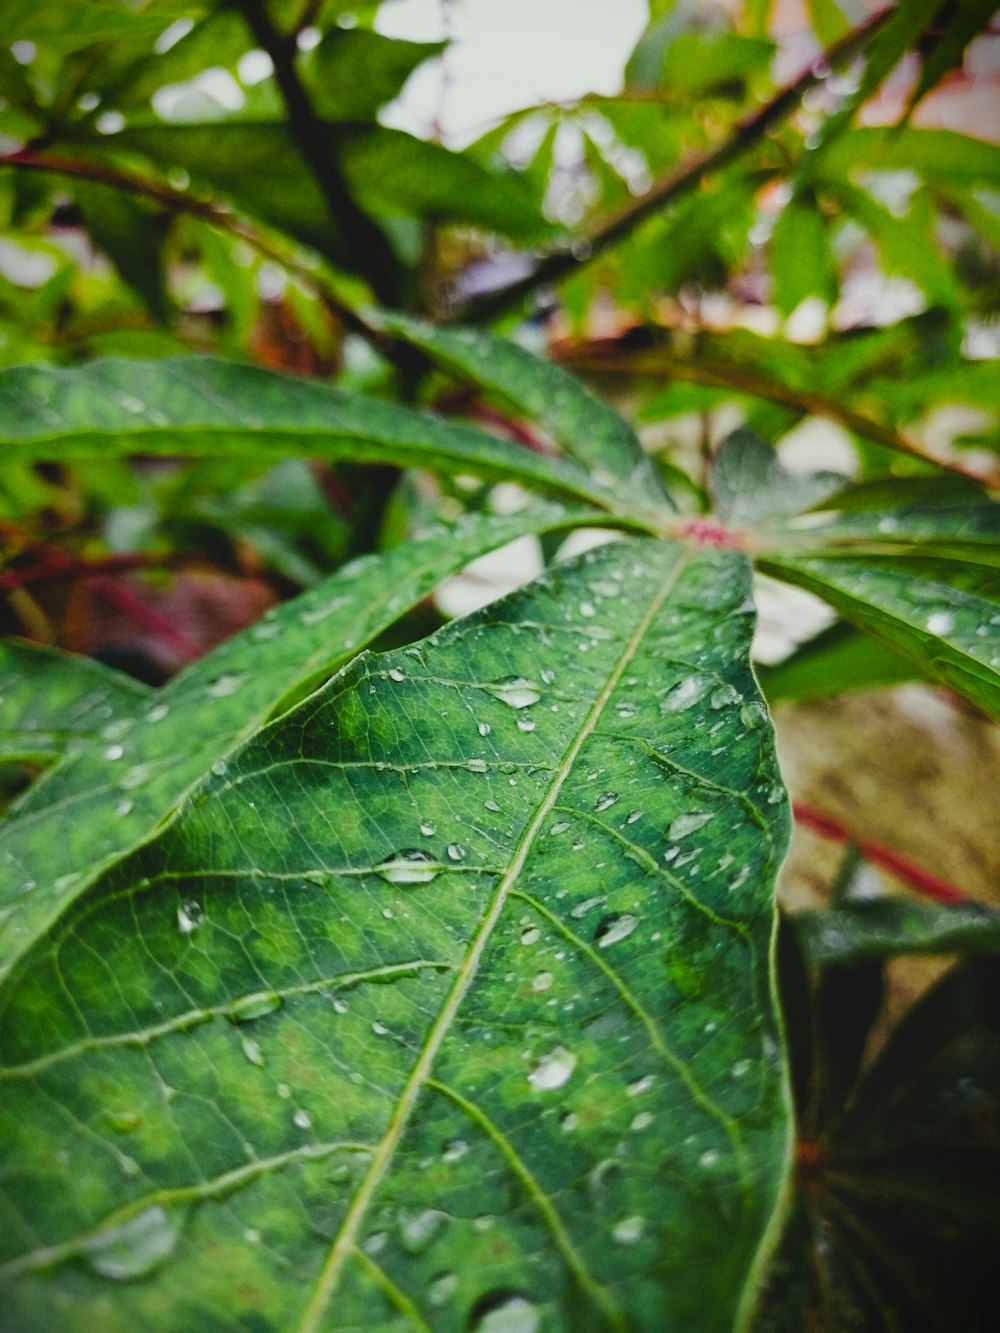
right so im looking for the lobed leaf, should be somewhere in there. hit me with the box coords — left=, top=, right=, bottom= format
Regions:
left=0, top=538, right=792, bottom=1331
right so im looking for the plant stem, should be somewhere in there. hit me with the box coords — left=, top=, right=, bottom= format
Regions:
left=236, top=0, right=403, bottom=306
left=448, top=5, right=896, bottom=325
left=792, top=802, right=969, bottom=904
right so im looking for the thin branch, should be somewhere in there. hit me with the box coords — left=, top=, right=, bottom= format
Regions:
left=792, top=802, right=969, bottom=904
left=554, top=340, right=997, bottom=486
left=448, top=5, right=896, bottom=325
left=236, top=0, right=403, bottom=305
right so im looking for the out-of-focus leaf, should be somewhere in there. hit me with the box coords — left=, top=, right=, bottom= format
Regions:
left=0, top=505, right=610, bottom=979
left=770, top=187, right=837, bottom=318
left=805, top=0, right=850, bottom=46
left=72, top=180, right=169, bottom=317
left=305, top=28, right=446, bottom=121
left=0, top=539, right=793, bottom=1332
left=0, top=357, right=623, bottom=510
left=368, top=311, right=671, bottom=509
left=796, top=898, right=1000, bottom=967
left=816, top=128, right=1000, bottom=191
left=0, top=639, right=150, bottom=762
left=759, top=958, right=1000, bottom=1331
left=905, top=0, right=998, bottom=118
left=758, top=621, right=922, bottom=702
left=712, top=430, right=845, bottom=526
left=759, top=554, right=1000, bottom=720
left=0, top=0, right=192, bottom=51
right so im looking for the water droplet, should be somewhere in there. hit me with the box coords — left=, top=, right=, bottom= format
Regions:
left=207, top=673, right=243, bottom=698
left=145, top=703, right=170, bottom=723
left=485, top=677, right=540, bottom=709
left=293, top=1108, right=312, bottom=1130
left=115, top=798, right=133, bottom=818
left=104, top=744, right=124, bottom=761
left=478, top=722, right=491, bottom=736
left=527, top=1046, right=576, bottom=1091
left=531, top=971, right=553, bottom=992
left=627, top=1074, right=655, bottom=1097
left=625, top=810, right=642, bottom=825
left=732, top=1059, right=752, bottom=1078
left=442, top=1138, right=469, bottom=1163
left=210, top=759, right=227, bottom=778
left=428, top=1272, right=458, bottom=1306
left=516, top=715, right=536, bottom=732
left=471, top=1295, right=540, bottom=1333
left=446, top=842, right=467, bottom=862
left=399, top=1207, right=448, bottom=1253
left=617, top=706, right=635, bottom=719
left=419, top=821, right=436, bottom=837
left=926, top=611, right=954, bottom=635
left=520, top=926, right=541, bottom=945
left=594, top=913, right=637, bottom=949
left=699, top=1149, right=720, bottom=1168
left=550, top=820, right=572, bottom=836
left=243, top=1227, right=261, bottom=1244
left=82, top=1206, right=180, bottom=1281
left=660, top=675, right=713, bottom=713
left=177, top=901, right=203, bottom=934
left=106, top=1109, right=141, bottom=1134
left=570, top=895, right=604, bottom=919
left=710, top=684, right=741, bottom=709
left=579, top=600, right=596, bottom=617
left=485, top=798, right=501, bottom=813
left=376, top=850, right=440, bottom=885
left=227, top=991, right=282, bottom=1023
left=612, top=1216, right=645, bottom=1246
left=594, top=792, right=619, bottom=812
left=631, top=1111, right=653, bottom=1131
left=668, top=811, right=714, bottom=840
left=241, top=1036, right=264, bottom=1066
left=467, top=759, right=489, bottom=774
left=540, top=667, right=555, bottom=684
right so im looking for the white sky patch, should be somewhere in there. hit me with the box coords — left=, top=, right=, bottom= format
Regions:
left=376, top=0, right=648, bottom=145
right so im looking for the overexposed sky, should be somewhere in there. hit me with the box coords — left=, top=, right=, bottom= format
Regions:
left=376, top=0, right=648, bottom=143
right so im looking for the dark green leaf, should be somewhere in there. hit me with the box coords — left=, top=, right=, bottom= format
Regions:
left=796, top=898, right=1000, bottom=967
left=712, top=430, right=845, bottom=526
left=769, top=188, right=837, bottom=318
left=0, top=539, right=792, bottom=1331
left=758, top=621, right=922, bottom=702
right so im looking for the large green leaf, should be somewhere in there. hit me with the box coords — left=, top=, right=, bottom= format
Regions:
left=815, top=128, right=1000, bottom=192
left=758, top=622, right=921, bottom=703
left=0, top=358, right=623, bottom=511
left=0, top=640, right=150, bottom=763
left=368, top=311, right=671, bottom=509
left=759, top=555, right=1000, bottom=720
left=0, top=504, right=606, bottom=981
left=0, top=538, right=792, bottom=1331
left=794, top=898, right=1000, bottom=968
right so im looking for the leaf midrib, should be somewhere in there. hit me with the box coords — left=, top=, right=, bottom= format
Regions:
left=296, top=543, right=690, bottom=1333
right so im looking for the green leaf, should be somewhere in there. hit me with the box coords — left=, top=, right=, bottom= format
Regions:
left=305, top=28, right=446, bottom=121
left=0, top=0, right=190, bottom=51
left=0, top=639, right=150, bottom=762
left=758, top=621, right=922, bottom=703
left=759, top=554, right=1000, bottom=720
left=712, top=430, right=845, bottom=526
left=0, top=357, right=622, bottom=511
left=368, top=312, right=671, bottom=510
left=805, top=0, right=850, bottom=47
left=795, top=898, right=1000, bottom=967
left=761, top=958, right=1000, bottom=1330
left=0, top=505, right=607, bottom=980
left=769, top=188, right=837, bottom=318
left=0, top=539, right=792, bottom=1331
left=816, top=128, right=1000, bottom=192
left=904, top=0, right=997, bottom=118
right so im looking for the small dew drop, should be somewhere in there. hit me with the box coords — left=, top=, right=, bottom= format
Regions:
left=660, top=675, right=713, bottom=713
left=668, top=811, right=714, bottom=840
left=594, top=912, right=637, bottom=948
left=627, top=1074, right=655, bottom=1097
left=376, top=850, right=440, bottom=885
left=104, top=744, right=124, bottom=761
left=549, top=820, right=572, bottom=836
left=145, top=703, right=170, bottom=723
left=446, top=843, right=467, bottom=862
left=594, top=792, right=619, bottom=813
left=626, top=810, right=642, bottom=825
left=700, top=1149, right=720, bottom=1168
left=399, top=1207, right=448, bottom=1254
left=442, top=1138, right=469, bottom=1163
left=579, top=600, right=596, bottom=617
left=82, top=1206, right=180, bottom=1281
left=478, top=722, right=492, bottom=736
left=927, top=611, right=955, bottom=636
left=388, top=666, right=406, bottom=682
left=241, top=1037, right=265, bottom=1067
left=177, top=901, right=203, bottom=934
left=516, top=715, right=536, bottom=732
left=631, top=1111, right=654, bottom=1131
left=485, top=676, right=540, bottom=709
left=531, top=971, right=554, bottom=992
left=612, top=1216, right=645, bottom=1246
left=419, top=821, right=437, bottom=837
left=207, top=673, right=244, bottom=698
left=520, top=926, right=541, bottom=945
left=527, top=1046, right=577, bottom=1091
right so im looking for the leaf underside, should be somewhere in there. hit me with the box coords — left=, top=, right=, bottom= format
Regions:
left=0, top=539, right=791, bottom=1332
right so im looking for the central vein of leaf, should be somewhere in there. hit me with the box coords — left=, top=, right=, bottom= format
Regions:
left=298, top=544, right=690, bottom=1332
